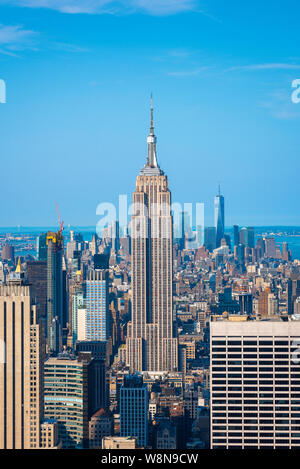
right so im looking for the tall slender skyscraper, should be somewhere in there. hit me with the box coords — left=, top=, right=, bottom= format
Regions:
left=214, top=185, right=225, bottom=248
left=126, top=99, right=178, bottom=372
left=0, top=275, right=44, bottom=449
left=46, top=231, right=64, bottom=353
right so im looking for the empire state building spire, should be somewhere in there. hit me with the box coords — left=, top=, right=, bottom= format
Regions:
left=147, top=95, right=158, bottom=168
left=140, top=95, right=163, bottom=176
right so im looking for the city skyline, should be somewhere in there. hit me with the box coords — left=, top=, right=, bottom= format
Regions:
left=2, top=1, right=300, bottom=455
left=0, top=1, right=300, bottom=227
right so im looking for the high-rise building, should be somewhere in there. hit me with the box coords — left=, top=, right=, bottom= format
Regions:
left=76, top=340, right=108, bottom=411
left=233, top=225, right=240, bottom=247
left=44, top=353, right=93, bottom=449
left=210, top=318, right=300, bottom=449
left=85, top=267, right=110, bottom=342
left=258, top=287, right=271, bottom=318
left=26, top=260, right=47, bottom=321
left=89, top=234, right=98, bottom=256
left=282, top=242, right=290, bottom=261
left=214, top=186, right=225, bottom=248
left=238, top=293, right=253, bottom=316
left=0, top=278, right=44, bottom=449
left=264, top=237, right=277, bottom=258
left=36, top=233, right=47, bottom=261
left=1, top=244, right=14, bottom=262
left=120, top=375, right=148, bottom=447
left=111, top=220, right=120, bottom=253
left=239, top=227, right=255, bottom=248
left=72, top=291, right=85, bottom=346
left=126, top=100, right=178, bottom=373
left=287, top=278, right=300, bottom=316
left=204, top=227, right=217, bottom=253
left=246, top=227, right=255, bottom=249
left=46, top=231, right=64, bottom=353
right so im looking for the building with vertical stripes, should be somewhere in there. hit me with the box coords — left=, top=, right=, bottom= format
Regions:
left=0, top=280, right=44, bottom=449
left=126, top=99, right=178, bottom=373
left=210, top=318, right=300, bottom=449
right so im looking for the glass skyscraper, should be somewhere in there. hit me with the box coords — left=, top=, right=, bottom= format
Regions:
left=120, top=375, right=148, bottom=447
left=214, top=186, right=225, bottom=248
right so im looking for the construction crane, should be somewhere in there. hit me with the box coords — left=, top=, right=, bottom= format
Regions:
left=56, top=203, right=64, bottom=233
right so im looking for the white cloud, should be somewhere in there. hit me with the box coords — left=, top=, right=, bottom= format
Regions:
left=167, top=66, right=208, bottom=77
left=0, top=0, right=197, bottom=15
left=51, top=42, right=89, bottom=52
left=0, top=24, right=37, bottom=54
left=228, top=63, right=300, bottom=72
left=0, top=23, right=35, bottom=44
left=130, top=0, right=196, bottom=15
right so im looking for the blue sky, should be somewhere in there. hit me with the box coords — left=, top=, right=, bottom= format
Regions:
left=0, top=0, right=300, bottom=228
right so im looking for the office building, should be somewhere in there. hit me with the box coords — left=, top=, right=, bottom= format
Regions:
left=264, top=237, right=277, bottom=258
left=233, top=225, right=239, bottom=247
left=36, top=233, right=47, bottom=261
left=126, top=100, right=178, bottom=372
left=26, top=260, right=47, bottom=320
left=44, top=353, right=93, bottom=449
left=204, top=227, right=217, bottom=253
left=0, top=279, right=44, bottom=449
left=239, top=227, right=255, bottom=248
left=238, top=293, right=253, bottom=316
left=210, top=318, right=300, bottom=449
left=76, top=340, right=108, bottom=411
left=86, top=267, right=110, bottom=341
left=120, top=375, right=148, bottom=447
left=72, top=291, right=85, bottom=346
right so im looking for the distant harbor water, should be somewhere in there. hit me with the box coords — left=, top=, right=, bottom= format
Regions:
left=0, top=226, right=300, bottom=260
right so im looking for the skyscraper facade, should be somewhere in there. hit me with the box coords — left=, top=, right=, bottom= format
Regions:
left=126, top=100, right=178, bottom=372
left=120, top=375, right=148, bottom=447
left=27, top=260, right=47, bottom=321
left=0, top=281, right=44, bottom=449
left=204, top=227, right=217, bottom=252
left=44, top=353, right=92, bottom=449
left=36, top=233, right=47, bottom=261
left=85, top=268, right=110, bottom=341
left=210, top=319, right=300, bottom=449
left=214, top=187, right=225, bottom=248
left=46, top=231, right=64, bottom=353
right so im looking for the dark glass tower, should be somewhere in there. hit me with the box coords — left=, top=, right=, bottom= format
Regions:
left=46, top=231, right=64, bottom=353
left=214, top=185, right=225, bottom=248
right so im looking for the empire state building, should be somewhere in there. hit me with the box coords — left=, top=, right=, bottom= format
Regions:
left=126, top=100, right=178, bottom=372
